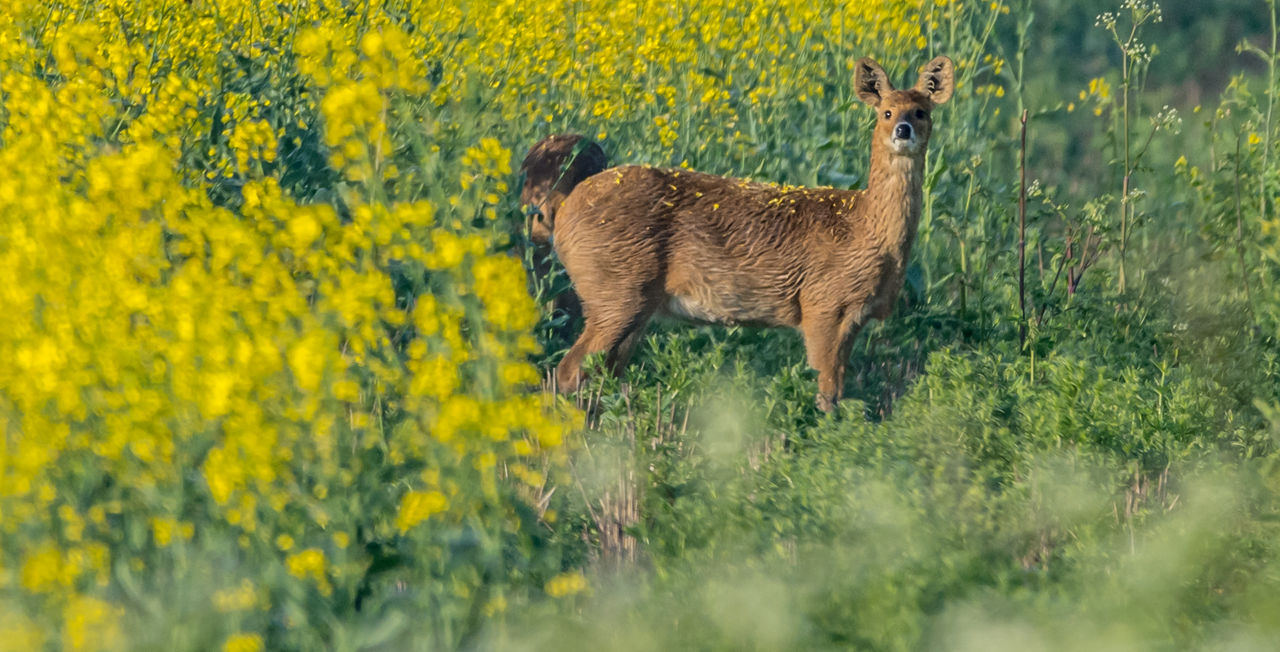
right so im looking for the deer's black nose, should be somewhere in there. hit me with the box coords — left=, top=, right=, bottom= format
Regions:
left=894, top=123, right=913, bottom=140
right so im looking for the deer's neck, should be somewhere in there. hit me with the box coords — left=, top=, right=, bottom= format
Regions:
left=860, top=147, right=925, bottom=259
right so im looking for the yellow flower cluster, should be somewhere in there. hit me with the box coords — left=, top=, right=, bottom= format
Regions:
left=222, top=633, right=265, bottom=652
left=1080, top=76, right=1115, bottom=115
left=396, top=490, right=449, bottom=532
left=61, top=596, right=123, bottom=652
left=286, top=548, right=332, bottom=596
left=0, top=0, right=580, bottom=644
left=228, top=120, right=279, bottom=176
left=0, top=0, right=955, bottom=644
left=545, top=571, right=589, bottom=598
left=419, top=0, right=935, bottom=162
left=213, top=579, right=263, bottom=613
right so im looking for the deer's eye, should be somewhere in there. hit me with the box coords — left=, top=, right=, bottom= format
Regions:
left=915, top=109, right=928, bottom=120
left=883, top=110, right=892, bottom=120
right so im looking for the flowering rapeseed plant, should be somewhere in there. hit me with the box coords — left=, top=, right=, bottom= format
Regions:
left=0, top=0, right=944, bottom=647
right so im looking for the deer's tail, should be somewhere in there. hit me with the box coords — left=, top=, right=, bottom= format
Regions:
left=519, top=134, right=607, bottom=245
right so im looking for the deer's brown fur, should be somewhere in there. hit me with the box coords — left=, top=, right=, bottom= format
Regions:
left=544, top=56, right=954, bottom=412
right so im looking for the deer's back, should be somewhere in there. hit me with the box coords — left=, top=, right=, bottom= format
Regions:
left=555, top=165, right=881, bottom=328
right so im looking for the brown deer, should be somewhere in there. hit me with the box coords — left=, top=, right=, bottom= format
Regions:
left=528, top=56, right=954, bottom=412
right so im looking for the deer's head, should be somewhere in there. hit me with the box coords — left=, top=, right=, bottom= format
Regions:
left=855, top=56, right=955, bottom=157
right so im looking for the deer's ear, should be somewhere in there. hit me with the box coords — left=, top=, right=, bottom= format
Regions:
left=914, top=56, right=955, bottom=105
left=854, top=57, right=892, bottom=106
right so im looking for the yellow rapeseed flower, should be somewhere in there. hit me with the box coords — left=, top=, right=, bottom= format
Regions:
left=62, top=596, right=122, bottom=652
left=545, top=571, right=588, bottom=597
left=0, top=0, right=918, bottom=641
left=222, top=633, right=265, bottom=652
left=213, top=579, right=262, bottom=613
left=285, top=548, right=331, bottom=596
left=396, top=490, right=448, bottom=532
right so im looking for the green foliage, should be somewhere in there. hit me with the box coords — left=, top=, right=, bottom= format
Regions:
left=494, top=1, right=1280, bottom=650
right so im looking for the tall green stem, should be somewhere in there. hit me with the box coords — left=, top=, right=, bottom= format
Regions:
left=1262, top=1, right=1277, bottom=241
left=1119, top=32, right=1131, bottom=294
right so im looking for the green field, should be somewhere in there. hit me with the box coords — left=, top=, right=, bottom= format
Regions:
left=1, top=0, right=1279, bottom=650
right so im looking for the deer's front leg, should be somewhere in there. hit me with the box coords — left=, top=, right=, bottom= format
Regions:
left=802, top=314, right=844, bottom=413
left=803, top=311, right=866, bottom=414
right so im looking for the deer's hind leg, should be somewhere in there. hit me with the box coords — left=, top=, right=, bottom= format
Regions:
left=554, top=292, right=658, bottom=394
